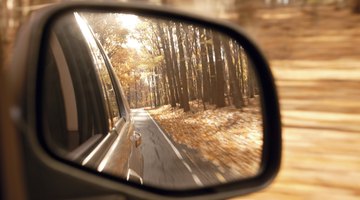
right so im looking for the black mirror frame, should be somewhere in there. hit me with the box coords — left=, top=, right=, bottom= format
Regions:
left=10, top=2, right=281, bottom=200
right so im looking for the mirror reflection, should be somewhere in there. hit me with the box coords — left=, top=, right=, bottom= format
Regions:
left=40, top=11, right=263, bottom=189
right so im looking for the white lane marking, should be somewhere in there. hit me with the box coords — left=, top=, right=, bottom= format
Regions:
left=192, top=174, right=203, bottom=186
left=144, top=110, right=184, bottom=160
left=183, top=162, right=193, bottom=173
left=97, top=123, right=128, bottom=172
left=142, top=109, right=203, bottom=186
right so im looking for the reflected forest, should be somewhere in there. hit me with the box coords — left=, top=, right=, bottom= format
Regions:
left=84, top=13, right=259, bottom=110
left=83, top=13, right=263, bottom=187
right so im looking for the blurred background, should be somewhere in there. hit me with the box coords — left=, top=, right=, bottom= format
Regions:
left=1, top=0, right=360, bottom=199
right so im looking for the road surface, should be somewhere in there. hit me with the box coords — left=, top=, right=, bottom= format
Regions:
left=131, top=108, right=203, bottom=189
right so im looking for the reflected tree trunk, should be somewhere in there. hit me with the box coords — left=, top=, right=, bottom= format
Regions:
left=199, top=28, right=210, bottom=103
left=167, top=23, right=182, bottom=106
left=213, top=33, right=225, bottom=108
left=162, top=67, right=169, bottom=105
left=223, top=37, right=243, bottom=108
left=157, top=22, right=176, bottom=107
left=183, top=25, right=196, bottom=101
left=247, top=59, right=255, bottom=99
left=194, top=28, right=203, bottom=106
left=206, top=29, right=217, bottom=104
left=176, top=23, right=190, bottom=112
left=155, top=66, right=161, bottom=106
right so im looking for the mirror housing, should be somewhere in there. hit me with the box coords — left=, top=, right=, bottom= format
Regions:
left=8, top=2, right=281, bottom=200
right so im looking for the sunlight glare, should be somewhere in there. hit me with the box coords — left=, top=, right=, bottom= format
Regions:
left=117, top=14, right=140, bottom=31
left=125, top=38, right=142, bottom=51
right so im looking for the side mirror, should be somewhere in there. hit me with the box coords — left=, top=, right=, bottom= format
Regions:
left=9, top=2, right=281, bottom=200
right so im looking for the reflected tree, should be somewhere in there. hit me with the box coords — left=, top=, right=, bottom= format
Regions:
left=84, top=13, right=259, bottom=111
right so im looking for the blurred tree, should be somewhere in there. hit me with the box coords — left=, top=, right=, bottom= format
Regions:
left=234, top=0, right=260, bottom=25
left=1, top=0, right=60, bottom=69
left=0, top=24, right=3, bottom=69
left=354, top=0, right=360, bottom=13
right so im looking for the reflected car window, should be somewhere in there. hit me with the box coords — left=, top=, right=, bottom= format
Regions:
left=41, top=13, right=123, bottom=157
left=75, top=13, right=121, bottom=128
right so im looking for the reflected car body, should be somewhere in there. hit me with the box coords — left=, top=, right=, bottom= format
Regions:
left=41, top=12, right=144, bottom=183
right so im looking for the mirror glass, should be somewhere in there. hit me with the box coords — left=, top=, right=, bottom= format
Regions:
left=40, top=11, right=263, bottom=189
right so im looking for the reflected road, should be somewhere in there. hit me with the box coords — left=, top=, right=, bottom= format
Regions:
left=131, top=108, right=240, bottom=189
left=131, top=108, right=203, bottom=189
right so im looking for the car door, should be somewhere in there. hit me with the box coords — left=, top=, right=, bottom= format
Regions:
left=41, top=12, right=143, bottom=182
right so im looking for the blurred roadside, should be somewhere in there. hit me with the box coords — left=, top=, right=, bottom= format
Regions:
left=1, top=0, right=360, bottom=200
left=1, top=0, right=55, bottom=69
left=3, top=0, right=360, bottom=67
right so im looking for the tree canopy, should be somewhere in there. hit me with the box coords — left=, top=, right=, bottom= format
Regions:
left=84, top=13, right=259, bottom=111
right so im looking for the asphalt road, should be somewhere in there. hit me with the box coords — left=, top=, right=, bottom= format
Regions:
left=131, top=108, right=204, bottom=189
